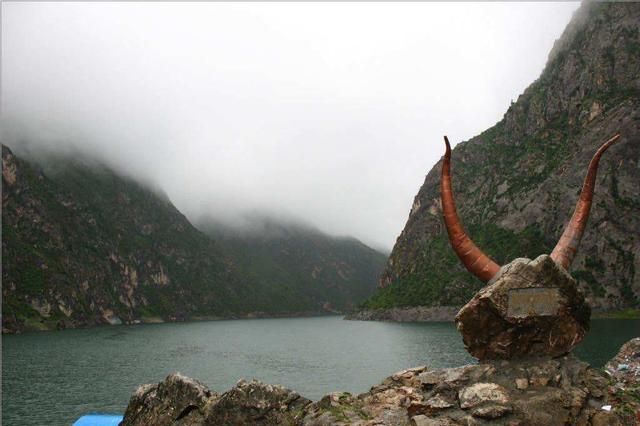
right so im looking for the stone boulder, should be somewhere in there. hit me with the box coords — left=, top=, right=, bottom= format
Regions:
left=120, top=373, right=214, bottom=426
left=121, top=375, right=311, bottom=426
left=455, top=255, right=591, bottom=360
left=204, top=379, right=311, bottom=425
left=457, top=382, right=511, bottom=419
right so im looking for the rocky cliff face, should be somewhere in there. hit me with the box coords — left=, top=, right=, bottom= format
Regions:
left=1, top=147, right=386, bottom=333
left=365, top=2, right=640, bottom=312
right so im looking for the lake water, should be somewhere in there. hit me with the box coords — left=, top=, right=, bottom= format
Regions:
left=2, top=316, right=638, bottom=426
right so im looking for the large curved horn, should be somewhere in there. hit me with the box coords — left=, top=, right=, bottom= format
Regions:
left=550, top=133, right=621, bottom=270
left=440, top=136, right=501, bottom=282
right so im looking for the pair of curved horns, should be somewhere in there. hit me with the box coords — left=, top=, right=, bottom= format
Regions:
left=440, top=133, right=621, bottom=282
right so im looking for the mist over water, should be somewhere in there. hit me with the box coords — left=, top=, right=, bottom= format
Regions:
left=1, top=2, right=580, bottom=250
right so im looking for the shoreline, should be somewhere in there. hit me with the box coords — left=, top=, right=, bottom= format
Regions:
left=345, top=306, right=640, bottom=323
left=2, top=310, right=343, bottom=335
left=344, top=306, right=461, bottom=322
left=5, top=307, right=638, bottom=335
left=592, top=308, right=640, bottom=319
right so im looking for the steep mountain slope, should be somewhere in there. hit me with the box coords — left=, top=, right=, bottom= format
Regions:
left=364, top=2, right=640, bottom=312
left=200, top=217, right=387, bottom=312
left=1, top=148, right=385, bottom=332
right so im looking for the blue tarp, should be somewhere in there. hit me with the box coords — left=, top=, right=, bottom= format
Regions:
left=72, top=414, right=123, bottom=426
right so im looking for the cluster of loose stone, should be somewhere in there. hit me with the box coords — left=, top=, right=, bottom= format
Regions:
left=304, top=354, right=626, bottom=425
left=121, top=342, right=639, bottom=425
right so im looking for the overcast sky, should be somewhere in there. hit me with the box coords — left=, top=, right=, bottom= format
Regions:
left=2, top=2, right=580, bottom=251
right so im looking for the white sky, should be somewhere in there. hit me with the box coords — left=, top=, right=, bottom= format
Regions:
left=1, top=2, right=580, bottom=251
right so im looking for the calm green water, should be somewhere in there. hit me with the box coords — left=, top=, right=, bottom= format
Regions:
left=2, top=317, right=638, bottom=426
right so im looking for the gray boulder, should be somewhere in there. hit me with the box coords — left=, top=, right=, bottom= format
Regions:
left=121, top=375, right=311, bottom=426
left=204, top=379, right=311, bottom=425
left=120, top=373, right=214, bottom=426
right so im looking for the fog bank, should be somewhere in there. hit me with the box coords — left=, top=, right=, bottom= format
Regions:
left=1, top=2, right=579, bottom=250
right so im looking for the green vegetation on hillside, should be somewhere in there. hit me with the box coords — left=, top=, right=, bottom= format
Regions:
left=364, top=2, right=640, bottom=312
left=362, top=224, right=551, bottom=310
left=1, top=147, right=386, bottom=332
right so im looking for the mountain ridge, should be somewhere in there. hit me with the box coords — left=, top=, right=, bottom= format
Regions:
left=1, top=146, right=386, bottom=333
left=362, top=1, right=640, bottom=313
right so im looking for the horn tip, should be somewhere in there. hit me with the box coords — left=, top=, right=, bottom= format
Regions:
left=606, top=132, right=621, bottom=146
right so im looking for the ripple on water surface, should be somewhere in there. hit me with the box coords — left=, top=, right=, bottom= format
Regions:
left=2, top=316, right=638, bottom=426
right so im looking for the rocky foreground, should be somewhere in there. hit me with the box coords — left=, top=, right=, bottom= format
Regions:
left=120, top=338, right=639, bottom=426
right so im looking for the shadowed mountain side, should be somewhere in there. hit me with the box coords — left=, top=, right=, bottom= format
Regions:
left=198, top=216, right=387, bottom=313
left=1, top=147, right=386, bottom=333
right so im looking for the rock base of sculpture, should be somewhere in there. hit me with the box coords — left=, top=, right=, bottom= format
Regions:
left=455, top=254, right=591, bottom=361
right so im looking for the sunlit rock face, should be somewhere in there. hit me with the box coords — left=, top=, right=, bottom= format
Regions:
left=456, top=255, right=591, bottom=361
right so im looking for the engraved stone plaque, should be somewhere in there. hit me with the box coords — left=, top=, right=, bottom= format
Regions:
left=507, top=287, right=560, bottom=318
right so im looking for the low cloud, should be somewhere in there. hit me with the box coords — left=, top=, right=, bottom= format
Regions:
left=1, top=2, right=579, bottom=250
